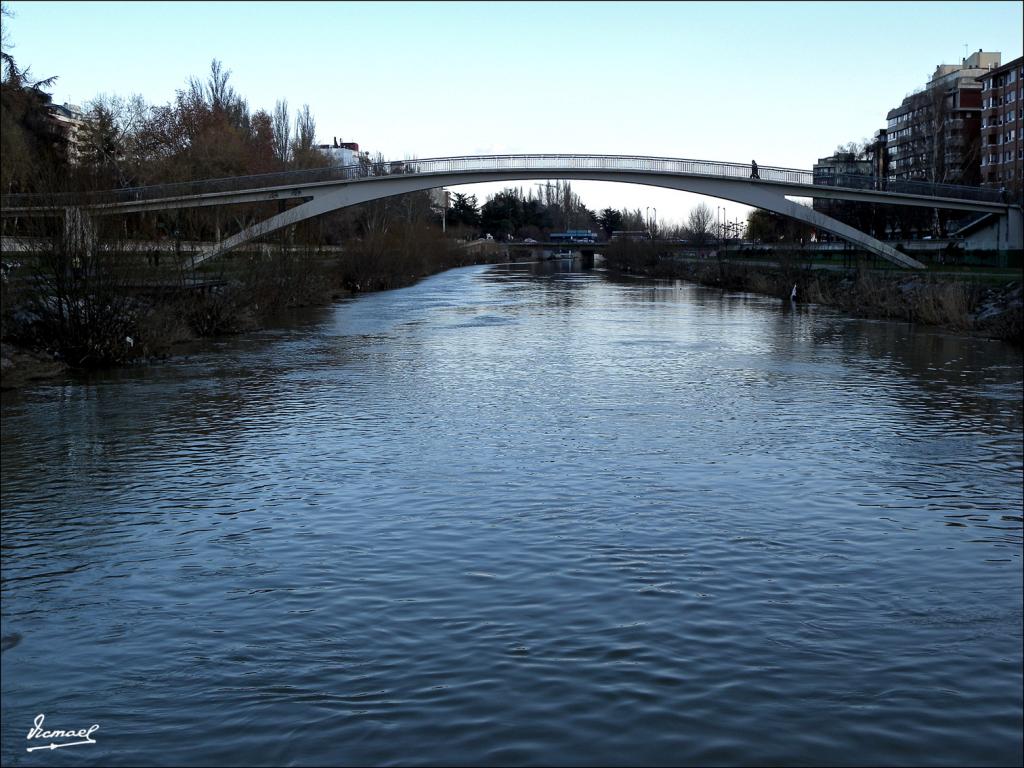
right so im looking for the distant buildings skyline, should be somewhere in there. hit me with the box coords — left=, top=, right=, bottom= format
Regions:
left=979, top=57, right=1023, bottom=195
left=811, top=50, right=1022, bottom=237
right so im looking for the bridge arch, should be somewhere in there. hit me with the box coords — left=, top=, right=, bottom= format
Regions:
left=8, top=155, right=1015, bottom=268
left=203, top=169, right=928, bottom=268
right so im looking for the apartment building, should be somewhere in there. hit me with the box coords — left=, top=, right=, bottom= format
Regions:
left=46, top=102, right=89, bottom=163
left=884, top=50, right=998, bottom=185
left=811, top=152, right=882, bottom=239
left=865, top=128, right=888, bottom=179
left=812, top=151, right=871, bottom=210
left=978, top=55, right=1023, bottom=202
left=316, top=138, right=368, bottom=168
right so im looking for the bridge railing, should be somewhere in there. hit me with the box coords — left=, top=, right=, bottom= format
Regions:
left=398, top=154, right=818, bottom=185
left=1, top=154, right=1008, bottom=208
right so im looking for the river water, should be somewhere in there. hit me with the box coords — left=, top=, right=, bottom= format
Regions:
left=1, top=262, right=1022, bottom=766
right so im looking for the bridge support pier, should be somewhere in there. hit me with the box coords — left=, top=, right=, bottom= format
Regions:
left=1002, top=206, right=1023, bottom=251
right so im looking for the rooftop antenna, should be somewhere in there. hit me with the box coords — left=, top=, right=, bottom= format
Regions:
left=963, top=43, right=968, bottom=61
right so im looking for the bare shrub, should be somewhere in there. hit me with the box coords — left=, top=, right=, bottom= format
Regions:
left=913, top=281, right=975, bottom=328
left=240, top=244, right=329, bottom=314
left=802, top=276, right=836, bottom=305
left=746, top=272, right=773, bottom=295
left=181, top=287, right=239, bottom=336
left=134, top=300, right=193, bottom=357
left=15, top=209, right=142, bottom=366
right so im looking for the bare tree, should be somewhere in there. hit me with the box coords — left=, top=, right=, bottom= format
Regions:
left=272, top=98, right=290, bottom=165
left=1, top=1, right=14, bottom=79
left=80, top=93, right=149, bottom=185
left=289, top=103, right=323, bottom=169
left=293, top=103, right=316, bottom=154
left=686, top=202, right=715, bottom=245
left=834, top=140, right=868, bottom=159
left=928, top=83, right=950, bottom=184
left=204, top=59, right=234, bottom=112
left=181, top=59, right=247, bottom=130
left=618, top=208, right=645, bottom=231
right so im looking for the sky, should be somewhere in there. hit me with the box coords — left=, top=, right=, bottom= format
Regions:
left=4, top=0, right=1023, bottom=228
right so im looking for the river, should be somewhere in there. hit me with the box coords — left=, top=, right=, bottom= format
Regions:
left=2, top=261, right=1021, bottom=766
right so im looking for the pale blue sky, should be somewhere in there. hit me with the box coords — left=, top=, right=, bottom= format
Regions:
left=4, top=0, right=1023, bottom=226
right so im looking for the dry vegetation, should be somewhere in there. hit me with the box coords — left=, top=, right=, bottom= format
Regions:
left=0, top=218, right=506, bottom=388
left=603, top=241, right=1022, bottom=344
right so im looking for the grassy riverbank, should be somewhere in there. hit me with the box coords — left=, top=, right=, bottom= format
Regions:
left=1, top=231, right=507, bottom=389
left=602, top=241, right=1023, bottom=346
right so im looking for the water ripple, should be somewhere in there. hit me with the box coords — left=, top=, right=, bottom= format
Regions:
left=2, top=264, right=1021, bottom=766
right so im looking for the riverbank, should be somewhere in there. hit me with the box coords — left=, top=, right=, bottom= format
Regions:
left=602, top=243, right=1023, bottom=346
left=0, top=234, right=509, bottom=390
left=0, top=343, right=68, bottom=389
left=5, top=241, right=1020, bottom=391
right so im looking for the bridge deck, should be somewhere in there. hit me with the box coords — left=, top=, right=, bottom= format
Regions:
left=1, top=154, right=1009, bottom=212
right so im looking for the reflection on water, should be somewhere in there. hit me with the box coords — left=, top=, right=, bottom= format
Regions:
left=2, top=263, right=1021, bottom=766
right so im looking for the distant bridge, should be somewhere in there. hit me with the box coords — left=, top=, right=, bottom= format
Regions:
left=3, top=154, right=1021, bottom=270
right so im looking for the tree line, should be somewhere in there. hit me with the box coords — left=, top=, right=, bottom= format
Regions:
left=447, top=182, right=646, bottom=240
left=2, top=5, right=788, bottom=249
left=2, top=58, right=329, bottom=197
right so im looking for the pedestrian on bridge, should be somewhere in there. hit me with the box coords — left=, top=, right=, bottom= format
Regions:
left=750, top=160, right=760, bottom=179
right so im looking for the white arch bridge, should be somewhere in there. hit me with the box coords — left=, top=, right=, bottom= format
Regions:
left=3, top=154, right=1020, bottom=270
